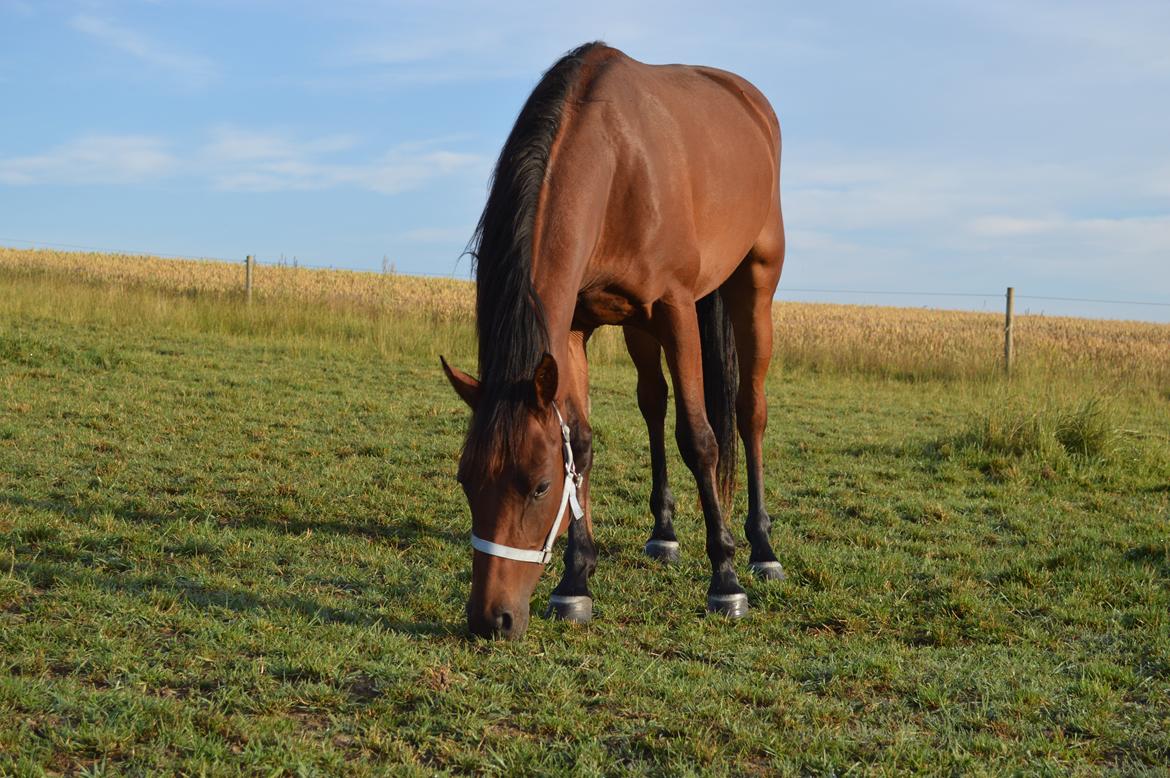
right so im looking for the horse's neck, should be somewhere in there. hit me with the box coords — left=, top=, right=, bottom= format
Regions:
left=528, top=145, right=607, bottom=427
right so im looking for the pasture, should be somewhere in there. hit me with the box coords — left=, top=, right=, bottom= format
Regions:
left=1, top=249, right=1168, bottom=774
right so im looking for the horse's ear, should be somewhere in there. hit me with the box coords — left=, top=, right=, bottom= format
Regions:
left=532, top=352, right=558, bottom=409
left=441, top=356, right=480, bottom=410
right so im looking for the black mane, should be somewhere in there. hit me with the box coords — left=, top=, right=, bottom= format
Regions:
left=462, top=42, right=606, bottom=475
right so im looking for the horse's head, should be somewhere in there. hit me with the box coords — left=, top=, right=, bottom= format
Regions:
left=441, top=353, right=584, bottom=640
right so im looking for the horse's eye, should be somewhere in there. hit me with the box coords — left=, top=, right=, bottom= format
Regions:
left=533, top=480, right=551, bottom=498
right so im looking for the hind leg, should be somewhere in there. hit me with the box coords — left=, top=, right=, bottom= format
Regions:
left=724, top=220, right=786, bottom=580
left=652, top=299, right=746, bottom=616
left=623, top=326, right=679, bottom=563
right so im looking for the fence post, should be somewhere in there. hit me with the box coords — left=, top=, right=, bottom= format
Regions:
left=1004, top=286, right=1014, bottom=376
left=245, top=255, right=254, bottom=303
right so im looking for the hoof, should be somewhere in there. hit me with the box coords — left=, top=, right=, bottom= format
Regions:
left=706, top=592, right=749, bottom=618
left=547, top=594, right=593, bottom=624
left=749, top=561, right=786, bottom=581
left=644, top=539, right=680, bottom=563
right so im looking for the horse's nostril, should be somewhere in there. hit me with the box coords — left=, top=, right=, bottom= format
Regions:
left=494, top=609, right=513, bottom=634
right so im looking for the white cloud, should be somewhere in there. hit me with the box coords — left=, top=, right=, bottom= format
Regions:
left=0, top=135, right=177, bottom=185
left=202, top=127, right=482, bottom=193
left=208, top=149, right=480, bottom=194
left=784, top=154, right=966, bottom=233
left=0, top=128, right=483, bottom=195
left=967, top=213, right=1170, bottom=262
left=967, top=216, right=1064, bottom=237
left=780, top=228, right=913, bottom=289
left=70, top=14, right=217, bottom=87
left=776, top=141, right=1170, bottom=296
left=204, top=126, right=359, bottom=162
left=400, top=226, right=474, bottom=244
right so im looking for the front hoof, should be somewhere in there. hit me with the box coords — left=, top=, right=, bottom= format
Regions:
left=706, top=592, right=749, bottom=618
left=749, top=561, right=786, bottom=581
left=547, top=594, right=593, bottom=624
left=644, top=539, right=680, bottom=563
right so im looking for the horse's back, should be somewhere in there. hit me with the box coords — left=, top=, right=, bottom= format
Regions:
left=577, top=51, right=781, bottom=299
left=585, top=53, right=779, bottom=169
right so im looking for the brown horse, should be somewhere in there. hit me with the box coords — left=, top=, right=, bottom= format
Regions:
left=442, top=42, right=785, bottom=639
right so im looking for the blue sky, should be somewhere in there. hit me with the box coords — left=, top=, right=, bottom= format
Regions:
left=2, top=1, right=1168, bottom=321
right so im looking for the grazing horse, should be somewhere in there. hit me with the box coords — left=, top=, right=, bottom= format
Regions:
left=442, top=42, right=785, bottom=639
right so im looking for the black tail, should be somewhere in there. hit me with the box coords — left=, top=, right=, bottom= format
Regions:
left=696, top=289, right=739, bottom=509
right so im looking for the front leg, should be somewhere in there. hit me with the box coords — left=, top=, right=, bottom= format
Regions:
left=547, top=491, right=597, bottom=623
left=547, top=328, right=598, bottom=623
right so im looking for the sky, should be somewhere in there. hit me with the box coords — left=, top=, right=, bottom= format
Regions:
left=1, top=0, right=1168, bottom=322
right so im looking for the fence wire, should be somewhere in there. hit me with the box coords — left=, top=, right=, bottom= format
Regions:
left=3, top=236, right=1168, bottom=309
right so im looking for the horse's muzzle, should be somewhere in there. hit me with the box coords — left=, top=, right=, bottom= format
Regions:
left=466, top=598, right=530, bottom=640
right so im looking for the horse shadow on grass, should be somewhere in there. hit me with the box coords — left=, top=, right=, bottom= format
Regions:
left=0, top=491, right=468, bottom=639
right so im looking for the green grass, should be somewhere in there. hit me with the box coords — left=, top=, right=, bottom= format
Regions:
left=2, top=272, right=1168, bottom=775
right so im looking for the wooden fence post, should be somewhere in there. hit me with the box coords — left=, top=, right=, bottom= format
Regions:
left=1004, top=286, right=1014, bottom=376
left=245, top=255, right=254, bottom=303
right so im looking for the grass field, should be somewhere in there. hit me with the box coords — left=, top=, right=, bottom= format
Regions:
left=1, top=251, right=1169, bottom=774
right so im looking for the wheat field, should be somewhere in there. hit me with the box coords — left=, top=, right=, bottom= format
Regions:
left=2, top=246, right=1167, bottom=386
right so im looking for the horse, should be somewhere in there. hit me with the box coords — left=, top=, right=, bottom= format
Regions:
left=441, top=42, right=785, bottom=639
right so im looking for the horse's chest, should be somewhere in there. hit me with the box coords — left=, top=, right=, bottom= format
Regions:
left=574, top=287, right=647, bottom=328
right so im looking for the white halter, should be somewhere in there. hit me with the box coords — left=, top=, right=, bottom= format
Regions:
left=470, top=401, right=584, bottom=565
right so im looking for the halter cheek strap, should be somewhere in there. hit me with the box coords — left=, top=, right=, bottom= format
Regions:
left=470, top=401, right=585, bottom=565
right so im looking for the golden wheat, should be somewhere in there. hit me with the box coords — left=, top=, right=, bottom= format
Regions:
left=2, top=246, right=1166, bottom=385
left=0, top=247, right=474, bottom=321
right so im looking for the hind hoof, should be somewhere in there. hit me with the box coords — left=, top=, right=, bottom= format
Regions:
left=750, top=561, right=786, bottom=581
left=706, top=592, right=749, bottom=618
left=644, top=539, right=680, bottom=563
left=548, top=595, right=593, bottom=624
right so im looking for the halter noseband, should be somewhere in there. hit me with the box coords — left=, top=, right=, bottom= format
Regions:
left=470, top=401, right=584, bottom=565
